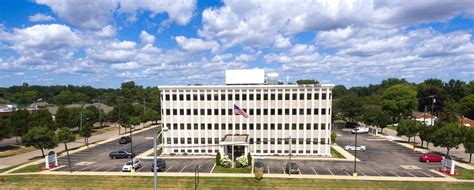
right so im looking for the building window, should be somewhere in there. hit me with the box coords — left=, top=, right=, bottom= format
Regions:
left=166, top=109, right=170, bottom=115
left=242, top=94, right=247, bottom=100
left=299, top=139, right=304, bottom=144
left=235, top=124, right=240, bottom=130
left=299, top=124, right=304, bottom=130
left=200, top=109, right=205, bottom=115
left=322, top=93, right=327, bottom=100
left=167, top=138, right=171, bottom=144
left=201, top=138, right=206, bottom=144
left=187, top=109, right=191, bottom=115
left=299, top=93, right=304, bottom=100
left=285, top=109, right=290, bottom=115
left=194, top=109, right=198, bottom=115
left=207, top=94, right=212, bottom=101
left=270, top=109, right=275, bottom=115
left=200, top=94, right=205, bottom=101
left=214, top=109, right=219, bottom=115
left=179, top=94, right=184, bottom=101
left=321, top=123, right=326, bottom=130
left=249, top=94, right=254, bottom=100
left=187, top=138, right=192, bottom=144
left=242, top=124, right=247, bottom=130
left=201, top=124, right=205, bottom=130
left=174, top=138, right=178, bottom=144
left=228, top=109, right=233, bottom=115
left=208, top=124, right=212, bottom=130
left=179, top=109, right=184, bottom=115
left=221, top=109, right=226, bottom=115
left=180, top=138, right=185, bottom=144
left=292, top=124, right=297, bottom=130
left=207, top=109, right=212, bottom=115
left=264, top=94, right=268, bottom=100
left=270, top=124, right=275, bottom=130
left=221, top=124, right=226, bottom=130
left=306, top=124, right=311, bottom=130
left=249, top=124, right=254, bottom=130
left=277, top=124, right=282, bottom=130
left=173, top=124, right=178, bottom=130
left=208, top=138, right=212, bottom=144
left=299, top=109, right=304, bottom=115
left=285, top=124, right=289, bottom=130
left=215, top=138, right=219, bottom=144
left=178, top=124, right=184, bottom=130
left=271, top=94, right=275, bottom=100
left=235, top=94, right=240, bottom=100
left=263, top=124, right=268, bottom=130
left=172, top=94, right=177, bottom=101
left=314, top=123, right=318, bottom=130
left=264, top=109, right=268, bottom=115
left=314, top=109, right=319, bottom=115
left=165, top=94, right=170, bottom=101
left=278, top=94, right=283, bottom=100
left=278, top=109, right=282, bottom=115
left=292, top=109, right=297, bottom=115
left=329, top=108, right=331, bottom=115
left=249, top=109, right=254, bottom=115
left=292, top=93, right=297, bottom=100
left=321, top=108, right=326, bottom=115
left=228, top=94, right=232, bottom=100
left=257, top=109, right=261, bottom=115
left=256, top=124, right=261, bottom=130
left=329, top=93, right=332, bottom=100
left=307, top=93, right=312, bottom=100
left=194, top=124, right=198, bottom=130
left=214, top=124, right=219, bottom=130
left=285, top=94, right=290, bottom=100
left=173, top=109, right=177, bottom=115
left=187, top=124, right=191, bottom=130
left=257, top=94, right=261, bottom=100
left=306, top=109, right=311, bottom=115
left=229, top=124, right=233, bottom=130
left=221, top=94, right=226, bottom=101
left=194, top=138, right=198, bottom=144
left=193, top=94, right=198, bottom=100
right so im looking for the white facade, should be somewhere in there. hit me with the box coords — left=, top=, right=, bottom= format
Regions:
left=159, top=84, right=334, bottom=157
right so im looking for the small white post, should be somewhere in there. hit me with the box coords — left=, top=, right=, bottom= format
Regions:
left=45, top=155, right=50, bottom=169
left=54, top=152, right=58, bottom=166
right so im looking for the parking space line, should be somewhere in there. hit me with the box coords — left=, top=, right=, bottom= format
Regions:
left=403, top=171, right=417, bottom=177
left=357, top=169, right=367, bottom=176
left=136, top=166, right=144, bottom=172
left=179, top=165, right=188, bottom=173
left=312, top=167, right=318, bottom=175
left=342, top=168, right=350, bottom=176
left=388, top=171, right=399, bottom=177
left=91, top=166, right=105, bottom=172
left=327, top=168, right=334, bottom=175
left=372, top=170, right=383, bottom=177
left=419, top=170, right=433, bottom=177
left=77, top=166, right=91, bottom=172
left=164, top=166, right=173, bottom=173
left=106, top=167, right=116, bottom=172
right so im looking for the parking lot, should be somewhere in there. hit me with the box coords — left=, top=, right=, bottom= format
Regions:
left=257, top=125, right=445, bottom=178
left=54, top=127, right=214, bottom=173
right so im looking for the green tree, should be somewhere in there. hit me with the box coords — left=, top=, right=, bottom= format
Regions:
left=9, top=109, right=30, bottom=143
left=331, top=131, right=337, bottom=144
left=57, top=127, right=76, bottom=173
left=444, top=79, right=466, bottom=101
left=335, top=94, right=363, bottom=122
left=53, top=90, right=74, bottom=105
left=397, top=119, right=421, bottom=145
left=28, top=109, right=54, bottom=130
left=437, top=99, right=460, bottom=124
left=73, top=92, right=92, bottom=103
left=0, top=118, right=11, bottom=141
left=216, top=151, right=221, bottom=165
left=361, top=105, right=391, bottom=133
left=79, top=122, right=92, bottom=147
left=382, top=84, right=418, bottom=123
left=433, top=122, right=466, bottom=155
left=419, top=126, right=435, bottom=149
left=463, top=128, right=474, bottom=163
left=22, top=126, right=58, bottom=157
left=459, top=94, right=474, bottom=119
left=332, top=85, right=347, bottom=99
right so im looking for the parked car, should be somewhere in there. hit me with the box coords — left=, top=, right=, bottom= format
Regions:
left=344, top=144, right=367, bottom=151
left=119, top=136, right=131, bottom=144
left=419, top=153, right=443, bottom=163
left=285, top=162, right=300, bottom=174
left=109, top=150, right=135, bottom=159
left=352, top=127, right=369, bottom=134
left=151, top=159, right=166, bottom=172
left=122, top=159, right=141, bottom=172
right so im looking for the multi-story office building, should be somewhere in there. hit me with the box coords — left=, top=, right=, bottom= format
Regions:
left=159, top=70, right=334, bottom=158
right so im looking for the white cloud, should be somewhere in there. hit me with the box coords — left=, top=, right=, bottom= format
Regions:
left=94, top=25, right=116, bottom=38
left=273, top=35, right=291, bottom=49
left=175, top=36, right=220, bottom=53
left=36, top=0, right=197, bottom=29
left=28, top=13, right=55, bottom=22
left=234, top=54, right=255, bottom=62
left=211, top=54, right=233, bottom=62
left=111, top=61, right=140, bottom=70
left=140, top=31, right=155, bottom=45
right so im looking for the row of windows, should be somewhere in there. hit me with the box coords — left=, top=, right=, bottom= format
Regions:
left=164, top=108, right=330, bottom=116
left=167, top=138, right=328, bottom=145
left=166, top=123, right=328, bottom=130
left=171, top=149, right=320, bottom=154
left=164, top=92, right=331, bottom=101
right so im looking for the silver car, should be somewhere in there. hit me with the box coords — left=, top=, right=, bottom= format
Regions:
left=344, top=144, right=367, bottom=151
left=122, top=159, right=142, bottom=172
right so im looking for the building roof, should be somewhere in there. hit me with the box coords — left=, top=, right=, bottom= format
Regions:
left=460, top=117, right=474, bottom=128
left=159, top=84, right=335, bottom=89
left=220, top=134, right=249, bottom=145
left=412, top=112, right=436, bottom=119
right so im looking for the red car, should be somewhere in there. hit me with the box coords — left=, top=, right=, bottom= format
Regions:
left=419, top=153, right=443, bottom=163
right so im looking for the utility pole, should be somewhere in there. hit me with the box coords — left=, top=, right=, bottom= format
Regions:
left=353, top=128, right=358, bottom=177
left=64, top=141, right=72, bottom=173
left=430, top=96, right=435, bottom=126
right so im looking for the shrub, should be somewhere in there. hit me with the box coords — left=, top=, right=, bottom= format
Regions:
left=220, top=155, right=231, bottom=167
left=216, top=151, right=221, bottom=165
left=331, top=131, right=337, bottom=144
left=247, top=153, right=252, bottom=166
left=236, top=155, right=248, bottom=167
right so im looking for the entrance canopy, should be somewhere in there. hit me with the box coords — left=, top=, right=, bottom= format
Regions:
left=219, top=134, right=249, bottom=145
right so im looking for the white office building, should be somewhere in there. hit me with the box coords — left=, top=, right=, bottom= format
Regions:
left=159, top=70, right=334, bottom=158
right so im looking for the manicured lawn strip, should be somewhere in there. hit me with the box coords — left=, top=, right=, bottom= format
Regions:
left=10, top=164, right=43, bottom=173
left=213, top=165, right=251, bottom=173
left=455, top=168, right=474, bottom=180
left=0, top=146, right=36, bottom=158
left=1, top=175, right=473, bottom=190
left=330, top=147, right=345, bottom=159
left=386, top=124, right=397, bottom=131
left=147, top=148, right=162, bottom=157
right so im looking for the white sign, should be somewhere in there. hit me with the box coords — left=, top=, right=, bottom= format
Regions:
left=441, top=156, right=455, bottom=175
left=45, top=150, right=58, bottom=169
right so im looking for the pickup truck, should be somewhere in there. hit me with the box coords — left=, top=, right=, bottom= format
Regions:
left=351, top=127, right=369, bottom=134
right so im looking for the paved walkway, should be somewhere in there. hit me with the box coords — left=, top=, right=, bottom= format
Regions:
left=0, top=122, right=154, bottom=170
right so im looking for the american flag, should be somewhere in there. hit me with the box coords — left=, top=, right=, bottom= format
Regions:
left=234, top=104, right=248, bottom=118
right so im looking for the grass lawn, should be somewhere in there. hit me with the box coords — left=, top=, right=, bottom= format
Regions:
left=10, top=164, right=43, bottom=173
left=456, top=168, right=474, bottom=180
left=0, top=145, right=36, bottom=158
left=147, top=148, right=162, bottom=157
left=386, top=124, right=397, bottom=131
left=213, top=165, right=252, bottom=173
left=0, top=175, right=473, bottom=190
left=330, top=147, right=345, bottom=159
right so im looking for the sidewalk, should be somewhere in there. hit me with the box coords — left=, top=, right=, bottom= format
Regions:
left=382, top=128, right=474, bottom=168
left=0, top=122, right=154, bottom=170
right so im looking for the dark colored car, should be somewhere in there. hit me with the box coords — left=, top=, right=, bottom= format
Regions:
left=150, top=159, right=166, bottom=172
left=109, top=150, right=135, bottom=159
left=119, top=136, right=131, bottom=144
left=285, top=162, right=300, bottom=174
left=419, top=153, right=443, bottom=163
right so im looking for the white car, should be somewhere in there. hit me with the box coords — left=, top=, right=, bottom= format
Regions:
left=344, top=144, right=367, bottom=151
left=351, top=127, right=369, bottom=134
left=122, top=159, right=141, bottom=172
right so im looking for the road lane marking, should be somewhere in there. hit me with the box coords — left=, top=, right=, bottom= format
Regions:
left=327, top=168, right=334, bottom=175
left=342, top=168, right=350, bottom=176
left=179, top=165, right=188, bottom=173
left=312, top=167, right=318, bottom=175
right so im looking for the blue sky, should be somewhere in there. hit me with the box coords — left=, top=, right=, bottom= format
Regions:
left=0, top=0, right=473, bottom=88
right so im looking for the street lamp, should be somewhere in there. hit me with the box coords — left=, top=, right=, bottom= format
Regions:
left=353, top=127, right=358, bottom=177
left=154, top=125, right=168, bottom=190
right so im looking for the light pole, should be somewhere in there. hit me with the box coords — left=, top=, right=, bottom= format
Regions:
left=154, top=125, right=168, bottom=190
left=353, top=128, right=358, bottom=177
